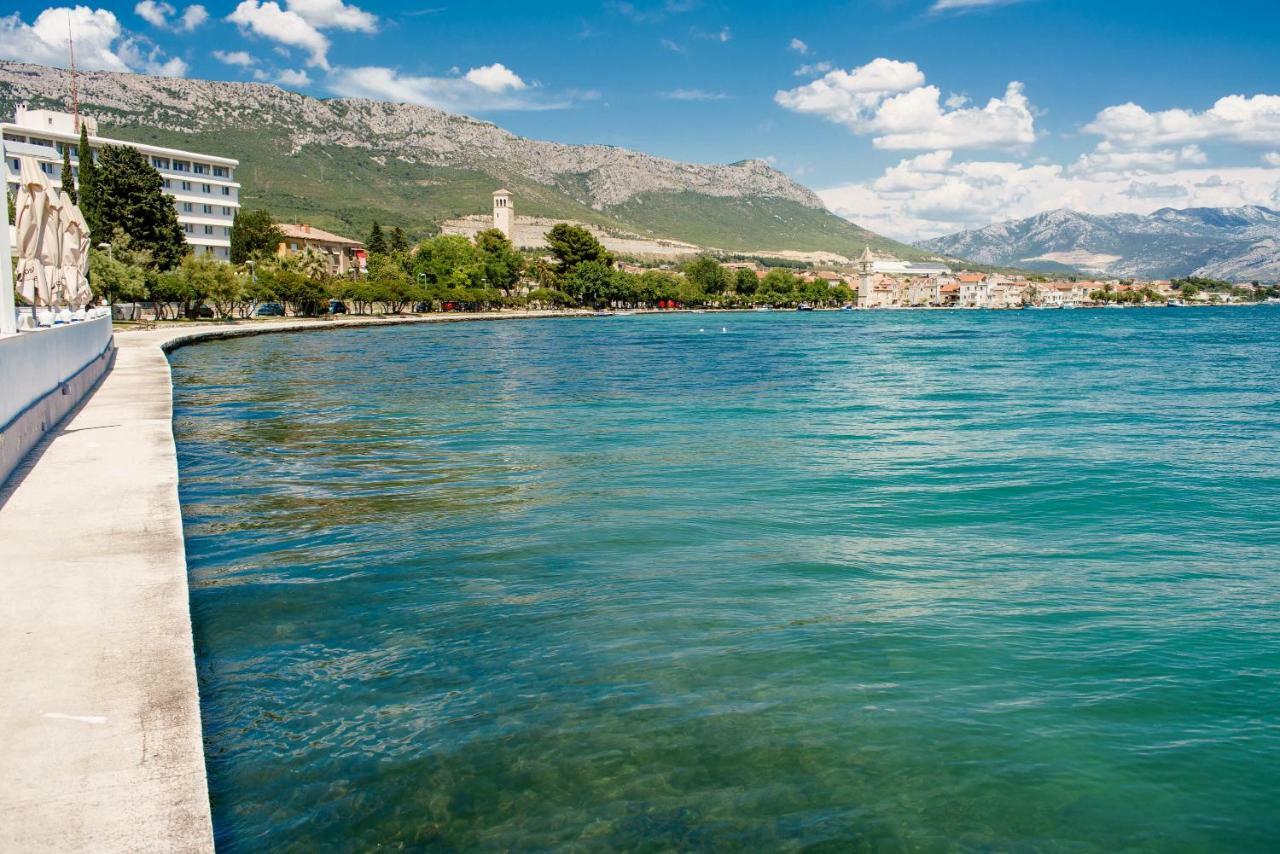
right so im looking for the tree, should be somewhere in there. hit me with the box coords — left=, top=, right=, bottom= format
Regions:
left=414, top=234, right=482, bottom=286
left=60, top=144, right=77, bottom=205
left=546, top=223, right=611, bottom=273
left=475, top=228, right=523, bottom=291
left=734, top=267, right=759, bottom=296
left=389, top=226, right=409, bottom=253
left=88, top=248, right=146, bottom=304
left=560, top=259, right=616, bottom=306
left=367, top=221, right=387, bottom=255
left=76, top=123, right=99, bottom=238
left=230, top=209, right=285, bottom=264
left=683, top=256, right=731, bottom=297
left=93, top=145, right=186, bottom=270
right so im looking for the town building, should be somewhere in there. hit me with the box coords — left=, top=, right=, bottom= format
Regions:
left=277, top=223, right=365, bottom=276
left=492, top=189, right=514, bottom=239
left=2, top=107, right=241, bottom=260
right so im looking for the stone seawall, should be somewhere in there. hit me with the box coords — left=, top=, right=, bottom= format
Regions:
left=0, top=311, right=577, bottom=852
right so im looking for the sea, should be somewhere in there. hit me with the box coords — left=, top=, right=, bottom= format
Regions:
left=170, top=307, right=1280, bottom=851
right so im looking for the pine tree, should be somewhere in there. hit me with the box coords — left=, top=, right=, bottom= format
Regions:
left=76, top=123, right=99, bottom=237
left=60, top=144, right=77, bottom=205
left=390, top=226, right=408, bottom=253
left=93, top=145, right=187, bottom=271
left=367, top=221, right=387, bottom=255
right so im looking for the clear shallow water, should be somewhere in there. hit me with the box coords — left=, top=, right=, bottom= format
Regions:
left=171, top=308, right=1280, bottom=852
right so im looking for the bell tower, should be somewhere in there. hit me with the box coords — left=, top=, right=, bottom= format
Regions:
left=857, top=245, right=875, bottom=306
left=492, top=189, right=513, bottom=240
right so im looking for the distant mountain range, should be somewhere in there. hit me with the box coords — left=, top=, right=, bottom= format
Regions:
left=0, top=61, right=939, bottom=262
left=918, top=206, right=1280, bottom=281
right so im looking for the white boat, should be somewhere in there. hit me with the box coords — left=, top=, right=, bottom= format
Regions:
left=1166, top=299, right=1187, bottom=307
left=753, top=306, right=771, bottom=312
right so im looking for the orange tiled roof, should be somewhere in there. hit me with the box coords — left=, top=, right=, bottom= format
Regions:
left=279, top=223, right=364, bottom=247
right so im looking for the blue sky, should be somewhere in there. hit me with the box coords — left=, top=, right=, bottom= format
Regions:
left=4, top=0, right=1280, bottom=239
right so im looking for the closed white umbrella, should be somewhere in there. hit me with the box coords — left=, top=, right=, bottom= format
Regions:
left=73, top=202, right=92, bottom=306
left=57, top=190, right=83, bottom=307
left=41, top=185, right=65, bottom=307
left=14, top=157, right=49, bottom=308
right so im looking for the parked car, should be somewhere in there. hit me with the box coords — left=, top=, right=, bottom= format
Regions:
left=328, top=299, right=348, bottom=315
left=196, top=304, right=215, bottom=318
left=252, top=302, right=285, bottom=317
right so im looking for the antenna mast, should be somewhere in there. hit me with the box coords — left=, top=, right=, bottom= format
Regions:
left=67, top=14, right=80, bottom=131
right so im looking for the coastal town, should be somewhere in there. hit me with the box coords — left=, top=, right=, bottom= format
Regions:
left=6, top=105, right=1275, bottom=322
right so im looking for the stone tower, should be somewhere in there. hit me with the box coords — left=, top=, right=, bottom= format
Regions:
left=857, top=245, right=875, bottom=306
left=492, top=189, right=514, bottom=240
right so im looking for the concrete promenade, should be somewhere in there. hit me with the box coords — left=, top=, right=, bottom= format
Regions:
left=0, top=311, right=568, bottom=852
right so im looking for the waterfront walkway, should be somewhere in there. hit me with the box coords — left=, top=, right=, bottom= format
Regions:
left=0, top=312, right=564, bottom=852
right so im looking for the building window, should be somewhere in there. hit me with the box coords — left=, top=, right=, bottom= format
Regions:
left=202, top=183, right=211, bottom=193
left=152, top=156, right=170, bottom=169
left=221, top=187, right=231, bottom=196
left=193, top=163, right=207, bottom=174
left=204, top=225, right=214, bottom=235
left=162, top=178, right=171, bottom=188
left=41, top=162, right=53, bottom=174
left=182, top=202, right=193, bottom=212
left=224, top=226, right=231, bottom=236
left=222, top=206, right=232, bottom=216
left=213, top=166, right=228, bottom=177
left=203, top=204, right=212, bottom=214
left=173, top=160, right=188, bottom=172
left=181, top=180, right=192, bottom=191
left=184, top=223, right=194, bottom=234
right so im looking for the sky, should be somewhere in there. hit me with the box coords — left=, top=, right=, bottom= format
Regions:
left=3, top=0, right=1280, bottom=241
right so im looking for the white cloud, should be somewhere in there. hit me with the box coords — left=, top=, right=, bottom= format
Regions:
left=1070, top=145, right=1207, bottom=178
left=789, top=37, right=808, bottom=54
left=776, top=58, right=1034, bottom=150
left=180, top=5, right=207, bottom=30
left=819, top=150, right=1280, bottom=242
left=1086, top=94, right=1280, bottom=149
left=659, top=38, right=683, bottom=52
left=135, top=1, right=172, bottom=28
left=276, top=67, right=310, bottom=86
left=228, top=0, right=330, bottom=69
left=931, top=0, right=1028, bottom=12
left=661, top=88, right=728, bottom=101
left=285, top=0, right=376, bottom=33
left=794, top=61, right=832, bottom=77
left=1264, top=152, right=1280, bottom=167
left=463, top=63, right=525, bottom=93
left=328, top=64, right=566, bottom=112
left=135, top=1, right=207, bottom=32
left=213, top=49, right=256, bottom=67
left=0, top=6, right=185, bottom=75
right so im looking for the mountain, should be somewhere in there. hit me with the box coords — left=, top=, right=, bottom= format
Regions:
left=0, top=61, right=936, bottom=262
left=918, top=206, right=1280, bottom=281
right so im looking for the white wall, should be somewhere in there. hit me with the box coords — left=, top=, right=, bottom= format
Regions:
left=0, top=314, right=113, bottom=430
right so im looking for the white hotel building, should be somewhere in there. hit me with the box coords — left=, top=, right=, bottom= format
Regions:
left=3, top=107, right=240, bottom=260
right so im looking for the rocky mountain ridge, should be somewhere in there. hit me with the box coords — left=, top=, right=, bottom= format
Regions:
left=0, top=61, right=819, bottom=211
left=918, top=206, right=1280, bottom=281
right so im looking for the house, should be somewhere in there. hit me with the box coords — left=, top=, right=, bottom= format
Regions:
left=956, top=273, right=992, bottom=307
left=277, top=224, right=366, bottom=277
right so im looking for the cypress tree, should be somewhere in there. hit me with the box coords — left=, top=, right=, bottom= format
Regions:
left=76, top=123, right=99, bottom=237
left=60, top=144, right=77, bottom=205
left=367, top=221, right=387, bottom=255
left=390, top=226, right=408, bottom=253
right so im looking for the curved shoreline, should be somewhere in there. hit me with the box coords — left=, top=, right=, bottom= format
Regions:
left=0, top=310, right=575, bottom=853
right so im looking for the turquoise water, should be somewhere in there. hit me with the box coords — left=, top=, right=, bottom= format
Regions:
left=171, top=308, right=1280, bottom=851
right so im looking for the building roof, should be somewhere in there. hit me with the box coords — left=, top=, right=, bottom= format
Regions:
left=493, top=188, right=513, bottom=196
left=279, top=223, right=364, bottom=247
left=940, top=283, right=961, bottom=293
